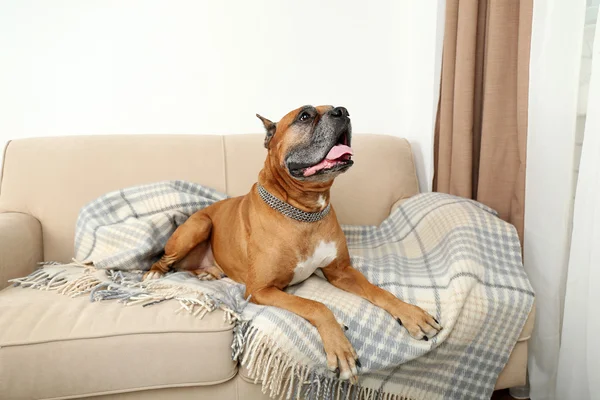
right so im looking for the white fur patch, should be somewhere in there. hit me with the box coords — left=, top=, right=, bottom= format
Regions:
left=317, top=195, right=327, bottom=210
left=290, top=241, right=337, bottom=286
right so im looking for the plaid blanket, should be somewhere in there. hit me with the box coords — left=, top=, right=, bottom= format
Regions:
left=10, top=181, right=534, bottom=400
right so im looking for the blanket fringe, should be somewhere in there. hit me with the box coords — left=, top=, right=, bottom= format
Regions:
left=9, top=262, right=241, bottom=324
left=9, top=260, right=100, bottom=297
left=237, top=325, right=414, bottom=400
left=142, top=279, right=241, bottom=323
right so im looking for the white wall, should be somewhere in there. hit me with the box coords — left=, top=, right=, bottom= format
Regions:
left=0, top=1, right=444, bottom=191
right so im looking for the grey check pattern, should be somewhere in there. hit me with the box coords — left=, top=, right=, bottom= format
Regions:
left=74, top=180, right=227, bottom=269
left=68, top=182, right=534, bottom=399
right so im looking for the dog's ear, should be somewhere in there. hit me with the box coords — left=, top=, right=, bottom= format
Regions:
left=256, top=114, right=277, bottom=149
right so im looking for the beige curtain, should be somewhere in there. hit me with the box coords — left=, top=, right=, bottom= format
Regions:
left=433, top=0, right=533, bottom=242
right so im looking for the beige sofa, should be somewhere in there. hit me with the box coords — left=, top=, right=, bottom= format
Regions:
left=0, top=134, right=534, bottom=400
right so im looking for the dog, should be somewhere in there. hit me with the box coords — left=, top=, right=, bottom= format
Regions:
left=143, top=105, right=442, bottom=382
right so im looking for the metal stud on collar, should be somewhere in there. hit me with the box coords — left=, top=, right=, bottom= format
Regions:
left=257, top=184, right=331, bottom=223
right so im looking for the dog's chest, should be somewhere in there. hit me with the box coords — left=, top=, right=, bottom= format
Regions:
left=289, top=241, right=337, bottom=286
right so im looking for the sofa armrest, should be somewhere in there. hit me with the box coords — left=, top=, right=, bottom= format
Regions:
left=0, top=213, right=43, bottom=290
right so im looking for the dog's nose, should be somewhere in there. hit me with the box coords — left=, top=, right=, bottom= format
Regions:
left=330, top=107, right=349, bottom=118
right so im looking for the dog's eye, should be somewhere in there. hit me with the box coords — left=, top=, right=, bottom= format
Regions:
left=298, top=112, right=311, bottom=122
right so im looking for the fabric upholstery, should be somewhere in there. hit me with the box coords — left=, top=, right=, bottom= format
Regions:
left=495, top=342, right=529, bottom=390
left=0, top=286, right=236, bottom=400
left=0, top=212, right=43, bottom=290
left=0, top=135, right=227, bottom=262
left=0, top=134, right=532, bottom=398
left=71, top=376, right=269, bottom=400
left=90, top=381, right=240, bottom=400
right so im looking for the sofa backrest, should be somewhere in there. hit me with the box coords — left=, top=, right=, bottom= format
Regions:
left=0, top=134, right=419, bottom=262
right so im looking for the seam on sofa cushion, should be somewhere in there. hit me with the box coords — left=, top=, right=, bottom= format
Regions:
left=401, top=137, right=420, bottom=194
left=0, top=211, right=43, bottom=230
left=387, top=138, right=420, bottom=216
left=0, top=140, right=12, bottom=199
left=235, top=367, right=240, bottom=399
left=222, top=135, right=229, bottom=195
left=239, top=371, right=259, bottom=385
left=42, top=372, right=239, bottom=400
left=1, top=328, right=234, bottom=347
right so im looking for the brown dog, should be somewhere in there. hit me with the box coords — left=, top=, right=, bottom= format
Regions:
left=144, top=105, right=442, bottom=382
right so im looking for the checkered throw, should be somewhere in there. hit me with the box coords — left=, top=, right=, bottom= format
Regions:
left=10, top=181, right=534, bottom=400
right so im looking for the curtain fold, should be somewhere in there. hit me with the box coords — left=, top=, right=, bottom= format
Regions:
left=524, top=1, right=587, bottom=398
left=433, top=0, right=532, bottom=242
left=556, top=5, right=600, bottom=397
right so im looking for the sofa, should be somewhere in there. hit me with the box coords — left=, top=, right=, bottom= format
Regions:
left=0, top=134, right=535, bottom=399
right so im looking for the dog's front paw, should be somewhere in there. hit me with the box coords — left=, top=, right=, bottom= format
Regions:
left=394, top=304, right=442, bottom=341
left=321, top=325, right=360, bottom=384
left=143, top=270, right=164, bottom=281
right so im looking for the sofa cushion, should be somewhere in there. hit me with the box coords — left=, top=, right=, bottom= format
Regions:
left=0, top=135, right=227, bottom=262
left=0, top=134, right=420, bottom=263
left=0, top=286, right=237, bottom=400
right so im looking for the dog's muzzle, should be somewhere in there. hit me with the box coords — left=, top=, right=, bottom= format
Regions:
left=286, top=107, right=354, bottom=178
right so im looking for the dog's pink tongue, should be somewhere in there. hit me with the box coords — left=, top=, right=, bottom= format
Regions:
left=303, top=145, right=353, bottom=177
left=325, top=144, right=353, bottom=161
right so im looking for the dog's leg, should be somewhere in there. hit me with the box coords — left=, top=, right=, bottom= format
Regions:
left=191, top=265, right=225, bottom=280
left=251, top=286, right=359, bottom=383
left=322, top=263, right=442, bottom=341
left=171, top=241, right=225, bottom=280
left=143, top=211, right=213, bottom=280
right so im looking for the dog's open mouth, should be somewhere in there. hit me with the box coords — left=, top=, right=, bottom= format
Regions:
left=302, top=145, right=353, bottom=177
left=292, top=130, right=353, bottom=178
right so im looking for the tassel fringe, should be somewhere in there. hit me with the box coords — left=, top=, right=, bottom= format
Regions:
left=236, top=325, right=414, bottom=400
left=9, top=261, right=241, bottom=324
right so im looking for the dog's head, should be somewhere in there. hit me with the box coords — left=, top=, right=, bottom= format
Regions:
left=257, top=105, right=353, bottom=182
